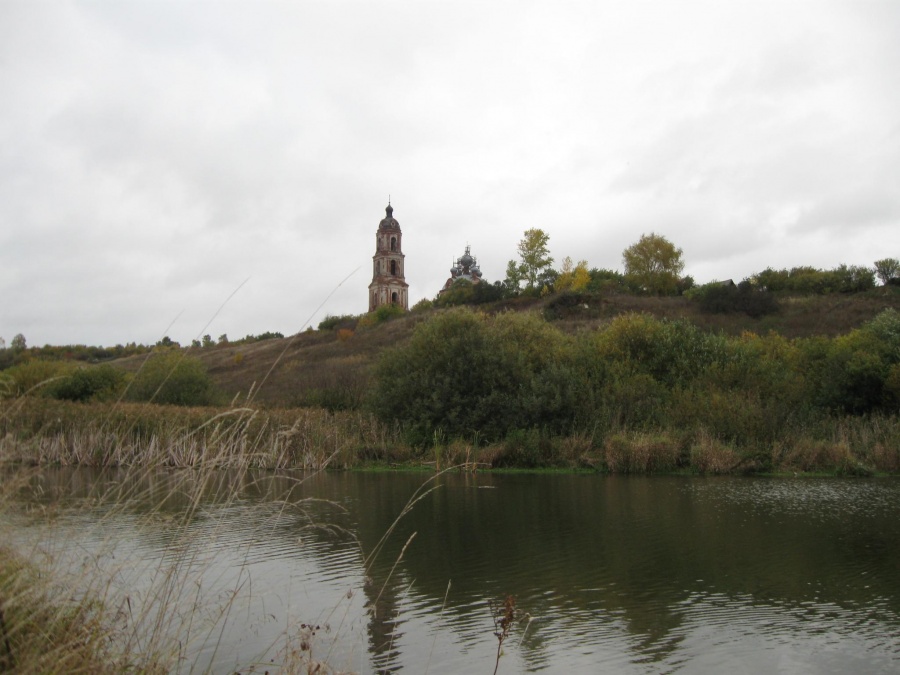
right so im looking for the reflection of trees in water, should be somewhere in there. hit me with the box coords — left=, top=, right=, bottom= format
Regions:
left=9, top=468, right=900, bottom=670
left=332, top=473, right=900, bottom=668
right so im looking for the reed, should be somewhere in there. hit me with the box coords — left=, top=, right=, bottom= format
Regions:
left=1, top=398, right=409, bottom=471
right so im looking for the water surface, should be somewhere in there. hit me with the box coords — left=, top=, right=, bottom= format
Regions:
left=6, top=469, right=900, bottom=673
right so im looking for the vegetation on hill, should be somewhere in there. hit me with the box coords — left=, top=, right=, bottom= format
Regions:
left=2, top=232, right=899, bottom=473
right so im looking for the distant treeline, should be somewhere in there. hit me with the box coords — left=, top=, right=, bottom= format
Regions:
left=0, top=341, right=151, bottom=371
left=0, top=331, right=286, bottom=372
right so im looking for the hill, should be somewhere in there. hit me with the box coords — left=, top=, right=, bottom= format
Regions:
left=112, top=286, right=900, bottom=409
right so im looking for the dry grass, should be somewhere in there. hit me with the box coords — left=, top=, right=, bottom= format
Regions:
left=1, top=398, right=408, bottom=470
left=689, top=432, right=741, bottom=474
left=603, top=432, right=682, bottom=473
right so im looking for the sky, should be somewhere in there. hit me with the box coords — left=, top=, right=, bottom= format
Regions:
left=2, top=1, right=899, bottom=347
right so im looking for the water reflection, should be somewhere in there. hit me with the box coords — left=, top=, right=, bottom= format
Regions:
left=3, top=468, right=899, bottom=673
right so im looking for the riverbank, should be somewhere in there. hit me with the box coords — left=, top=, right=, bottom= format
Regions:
left=0, top=543, right=167, bottom=674
left=2, top=398, right=898, bottom=476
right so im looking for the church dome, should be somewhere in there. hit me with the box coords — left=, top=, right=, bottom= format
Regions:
left=379, top=203, right=400, bottom=230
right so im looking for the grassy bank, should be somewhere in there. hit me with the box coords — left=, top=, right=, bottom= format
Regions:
left=3, top=398, right=898, bottom=476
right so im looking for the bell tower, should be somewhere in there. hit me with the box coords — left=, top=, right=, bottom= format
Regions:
left=368, top=202, right=409, bottom=311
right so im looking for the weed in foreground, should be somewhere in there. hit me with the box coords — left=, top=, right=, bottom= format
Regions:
left=488, top=595, right=534, bottom=675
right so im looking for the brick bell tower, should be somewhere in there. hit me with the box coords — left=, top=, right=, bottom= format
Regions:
left=368, top=202, right=409, bottom=311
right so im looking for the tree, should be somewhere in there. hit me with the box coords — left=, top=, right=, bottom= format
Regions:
left=10, top=333, right=26, bottom=351
left=556, top=257, right=591, bottom=293
left=622, top=233, right=685, bottom=295
left=516, top=228, right=553, bottom=292
left=503, top=260, right=526, bottom=295
left=875, top=258, right=900, bottom=285
left=202, top=334, right=214, bottom=348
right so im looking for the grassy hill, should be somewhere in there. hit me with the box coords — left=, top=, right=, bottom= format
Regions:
left=112, top=286, right=900, bottom=410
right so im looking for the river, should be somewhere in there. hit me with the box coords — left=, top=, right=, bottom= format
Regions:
left=4, top=468, right=900, bottom=673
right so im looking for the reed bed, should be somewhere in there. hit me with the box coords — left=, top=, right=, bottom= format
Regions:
left=0, top=456, right=378, bottom=672
left=2, top=396, right=899, bottom=476
left=1, top=398, right=408, bottom=471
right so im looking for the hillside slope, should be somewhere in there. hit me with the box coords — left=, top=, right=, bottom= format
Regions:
left=113, top=287, right=900, bottom=409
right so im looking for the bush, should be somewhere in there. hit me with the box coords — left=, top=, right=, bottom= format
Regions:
left=317, top=314, right=359, bottom=331
left=799, top=310, right=900, bottom=414
left=368, top=308, right=577, bottom=442
left=0, top=360, right=74, bottom=398
left=410, top=298, right=434, bottom=313
left=435, top=279, right=505, bottom=308
left=126, top=350, right=219, bottom=406
left=357, top=304, right=406, bottom=329
left=51, top=365, right=127, bottom=402
left=591, top=313, right=727, bottom=389
left=754, top=265, right=875, bottom=294
left=691, top=280, right=778, bottom=318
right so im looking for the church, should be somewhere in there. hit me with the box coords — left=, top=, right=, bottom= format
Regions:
left=368, top=203, right=409, bottom=311
left=368, top=202, right=485, bottom=311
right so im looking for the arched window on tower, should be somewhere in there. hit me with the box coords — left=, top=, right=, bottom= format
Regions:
left=390, top=260, right=397, bottom=275
left=391, top=237, right=396, bottom=251
left=391, top=291, right=398, bottom=304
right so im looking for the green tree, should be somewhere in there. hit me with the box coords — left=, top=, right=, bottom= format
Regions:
left=874, top=258, right=900, bottom=285
left=622, top=233, right=685, bottom=295
left=517, top=228, right=554, bottom=292
left=503, top=259, right=526, bottom=295
left=11, top=334, right=26, bottom=351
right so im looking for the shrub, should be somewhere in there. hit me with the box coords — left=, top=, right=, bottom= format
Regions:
left=51, top=365, right=127, bottom=402
left=592, top=313, right=726, bottom=389
left=0, top=360, right=74, bottom=398
left=435, top=279, right=505, bottom=307
left=317, top=314, right=359, bottom=331
left=410, top=298, right=434, bottom=313
left=753, top=265, right=875, bottom=294
left=692, top=280, right=778, bottom=318
left=357, top=304, right=406, bottom=329
left=126, top=350, right=219, bottom=406
left=800, top=310, right=900, bottom=414
left=368, top=308, right=577, bottom=442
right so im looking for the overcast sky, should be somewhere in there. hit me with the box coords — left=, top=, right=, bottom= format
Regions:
left=2, top=1, right=898, bottom=347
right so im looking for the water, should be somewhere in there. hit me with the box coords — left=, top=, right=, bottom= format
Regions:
left=4, top=469, right=900, bottom=673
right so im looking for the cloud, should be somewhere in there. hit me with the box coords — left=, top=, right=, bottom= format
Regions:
left=1, top=1, right=899, bottom=345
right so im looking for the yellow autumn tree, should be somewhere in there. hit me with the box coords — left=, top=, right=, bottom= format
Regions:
left=556, top=256, right=591, bottom=292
